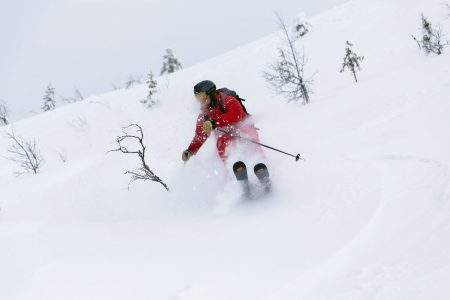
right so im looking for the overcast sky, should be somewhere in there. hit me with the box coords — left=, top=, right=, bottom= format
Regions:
left=0, top=0, right=347, bottom=121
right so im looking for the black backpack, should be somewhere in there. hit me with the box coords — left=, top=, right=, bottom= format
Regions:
left=216, top=88, right=250, bottom=115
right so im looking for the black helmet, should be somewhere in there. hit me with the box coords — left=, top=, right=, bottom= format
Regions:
left=194, top=80, right=216, bottom=96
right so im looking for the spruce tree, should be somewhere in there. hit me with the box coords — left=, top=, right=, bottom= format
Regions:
left=340, top=41, right=364, bottom=83
left=412, top=14, right=449, bottom=55
left=0, top=99, right=10, bottom=126
left=293, top=13, right=311, bottom=39
left=141, top=71, right=158, bottom=108
left=160, top=49, right=182, bottom=75
left=42, top=84, right=56, bottom=112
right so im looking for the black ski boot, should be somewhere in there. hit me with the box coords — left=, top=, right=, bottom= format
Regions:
left=233, top=161, right=251, bottom=198
left=254, top=163, right=271, bottom=194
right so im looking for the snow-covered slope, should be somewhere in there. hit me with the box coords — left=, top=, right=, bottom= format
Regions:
left=1, top=0, right=450, bottom=299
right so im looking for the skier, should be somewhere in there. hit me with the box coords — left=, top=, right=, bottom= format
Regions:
left=181, top=80, right=271, bottom=197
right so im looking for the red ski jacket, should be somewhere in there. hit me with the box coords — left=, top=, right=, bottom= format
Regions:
left=188, top=90, right=247, bottom=155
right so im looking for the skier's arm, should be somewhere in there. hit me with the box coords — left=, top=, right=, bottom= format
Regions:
left=187, top=114, right=210, bottom=155
left=212, top=96, right=245, bottom=128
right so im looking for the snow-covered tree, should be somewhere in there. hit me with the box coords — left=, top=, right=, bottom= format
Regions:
left=263, top=14, right=313, bottom=104
left=412, top=14, right=449, bottom=55
left=160, top=49, right=182, bottom=75
left=125, top=75, right=142, bottom=89
left=0, top=99, right=10, bottom=126
left=141, top=71, right=158, bottom=108
left=445, top=2, right=450, bottom=18
left=340, top=41, right=364, bottom=83
left=292, top=13, right=311, bottom=40
left=41, top=84, right=56, bottom=112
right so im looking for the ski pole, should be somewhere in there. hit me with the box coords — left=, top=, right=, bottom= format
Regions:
left=216, top=128, right=304, bottom=162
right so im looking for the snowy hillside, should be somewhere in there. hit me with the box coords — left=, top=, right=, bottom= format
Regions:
left=1, top=0, right=450, bottom=299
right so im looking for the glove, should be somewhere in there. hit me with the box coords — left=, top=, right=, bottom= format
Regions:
left=202, top=120, right=216, bottom=133
left=182, top=149, right=192, bottom=162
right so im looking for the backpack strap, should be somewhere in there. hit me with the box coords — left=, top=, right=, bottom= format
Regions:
left=237, top=97, right=250, bottom=116
left=216, top=91, right=250, bottom=116
left=217, top=95, right=227, bottom=114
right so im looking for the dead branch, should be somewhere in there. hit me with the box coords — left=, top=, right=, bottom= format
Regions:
left=263, top=13, right=313, bottom=104
left=109, top=124, right=169, bottom=192
left=4, top=128, right=45, bottom=175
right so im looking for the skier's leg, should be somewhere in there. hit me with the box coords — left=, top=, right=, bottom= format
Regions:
left=239, top=120, right=271, bottom=193
left=216, top=133, right=233, bottom=162
left=238, top=121, right=266, bottom=158
left=217, top=134, right=251, bottom=197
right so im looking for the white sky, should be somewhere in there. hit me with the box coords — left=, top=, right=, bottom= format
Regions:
left=0, top=0, right=347, bottom=121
